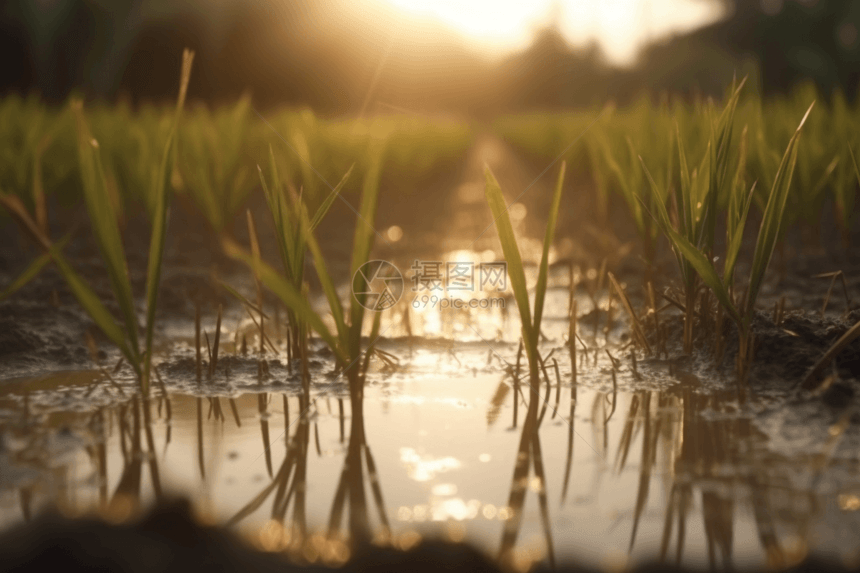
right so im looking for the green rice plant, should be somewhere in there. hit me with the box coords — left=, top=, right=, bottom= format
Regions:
left=177, top=95, right=257, bottom=232
left=0, top=235, right=70, bottom=301
left=0, top=125, right=71, bottom=301
left=0, top=97, right=472, bottom=231
left=257, top=142, right=353, bottom=358
left=0, top=50, right=194, bottom=395
left=0, top=96, right=53, bottom=204
left=639, top=79, right=747, bottom=353
left=92, top=103, right=176, bottom=219
left=645, top=100, right=814, bottom=380
left=261, top=110, right=472, bottom=204
left=223, top=143, right=385, bottom=392
left=483, top=160, right=566, bottom=386
left=584, top=131, right=611, bottom=224
left=591, top=99, right=678, bottom=266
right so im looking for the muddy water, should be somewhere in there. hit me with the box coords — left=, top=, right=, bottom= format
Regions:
left=3, top=328, right=860, bottom=571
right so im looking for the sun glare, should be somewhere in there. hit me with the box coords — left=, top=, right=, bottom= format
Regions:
left=384, top=0, right=724, bottom=65
left=388, top=0, right=548, bottom=48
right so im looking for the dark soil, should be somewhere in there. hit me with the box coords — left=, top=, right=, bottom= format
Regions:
left=0, top=499, right=852, bottom=573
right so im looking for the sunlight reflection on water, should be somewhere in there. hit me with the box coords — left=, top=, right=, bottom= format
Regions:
left=3, top=355, right=860, bottom=570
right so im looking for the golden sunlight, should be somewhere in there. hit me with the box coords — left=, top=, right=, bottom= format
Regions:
left=384, top=0, right=724, bottom=65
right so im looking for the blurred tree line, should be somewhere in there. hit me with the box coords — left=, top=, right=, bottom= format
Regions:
left=0, top=0, right=858, bottom=113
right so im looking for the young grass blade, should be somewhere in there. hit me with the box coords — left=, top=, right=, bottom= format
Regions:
left=260, top=159, right=296, bottom=285
left=62, top=246, right=139, bottom=361
left=142, top=49, right=194, bottom=394
left=533, top=161, right=565, bottom=338
left=723, top=182, right=757, bottom=286
left=310, top=164, right=354, bottom=231
left=675, top=123, right=691, bottom=233
left=745, top=102, right=814, bottom=320
left=286, top=183, right=308, bottom=287
left=639, top=159, right=687, bottom=281
left=73, top=106, right=140, bottom=360
left=348, top=147, right=385, bottom=362
left=0, top=192, right=135, bottom=364
left=484, top=165, right=534, bottom=353
left=32, top=137, right=49, bottom=235
left=639, top=195, right=740, bottom=325
left=850, top=142, right=860, bottom=190
left=246, top=209, right=265, bottom=354
left=360, top=311, right=384, bottom=381
left=222, top=237, right=346, bottom=363
left=710, top=78, right=747, bottom=203
left=600, top=136, right=645, bottom=232
left=0, top=192, right=45, bottom=247
left=0, top=232, right=71, bottom=302
left=608, top=273, right=651, bottom=354
left=210, top=305, right=222, bottom=379
left=298, top=203, right=348, bottom=348
left=729, top=125, right=749, bottom=227
left=219, top=281, right=271, bottom=320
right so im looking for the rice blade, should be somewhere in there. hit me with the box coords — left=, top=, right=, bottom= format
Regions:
left=483, top=164, right=534, bottom=352
left=310, top=164, right=354, bottom=231
left=222, top=237, right=345, bottom=363
left=0, top=232, right=71, bottom=301
left=746, top=102, right=813, bottom=320
left=533, top=161, right=566, bottom=337
left=73, top=104, right=140, bottom=360
left=348, top=147, right=384, bottom=362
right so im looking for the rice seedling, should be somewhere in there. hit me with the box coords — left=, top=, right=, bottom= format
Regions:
left=639, top=78, right=747, bottom=354
left=176, top=96, right=257, bottom=232
left=483, top=160, right=566, bottom=387
left=0, top=112, right=74, bottom=302
left=642, top=82, right=814, bottom=379
left=0, top=95, right=472, bottom=254
left=608, top=272, right=651, bottom=354
left=0, top=50, right=194, bottom=396
left=223, top=142, right=384, bottom=392
left=256, top=144, right=354, bottom=359
left=591, top=123, right=656, bottom=262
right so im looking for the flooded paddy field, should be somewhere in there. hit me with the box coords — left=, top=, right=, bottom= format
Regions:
left=3, top=133, right=860, bottom=571
left=3, top=80, right=860, bottom=572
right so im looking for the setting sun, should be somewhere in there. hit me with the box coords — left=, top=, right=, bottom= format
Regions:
left=388, top=0, right=550, bottom=47
left=385, top=0, right=724, bottom=65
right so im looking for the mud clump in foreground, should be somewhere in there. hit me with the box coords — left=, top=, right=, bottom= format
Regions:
left=0, top=500, right=851, bottom=573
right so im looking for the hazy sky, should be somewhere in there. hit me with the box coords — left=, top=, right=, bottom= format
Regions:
left=384, top=0, right=725, bottom=65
